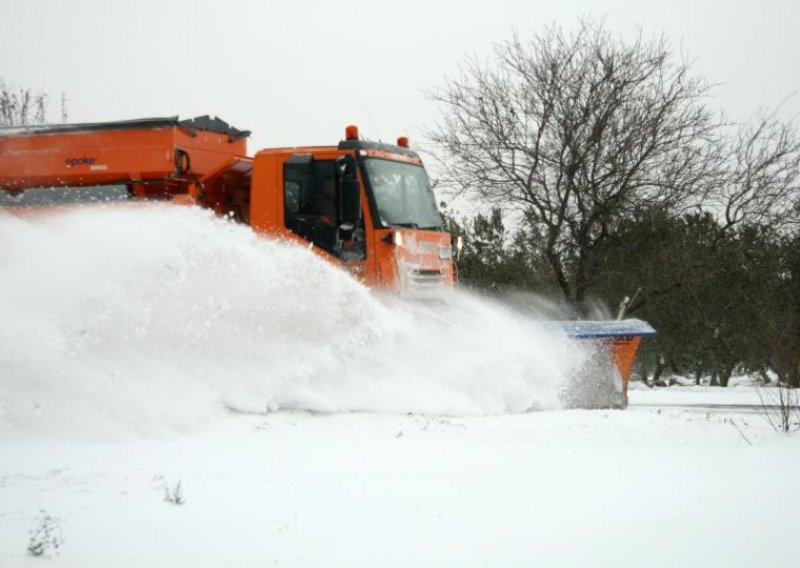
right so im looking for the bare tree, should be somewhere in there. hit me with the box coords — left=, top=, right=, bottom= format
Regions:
left=716, top=113, right=800, bottom=232
left=0, top=78, right=50, bottom=126
left=427, top=20, right=721, bottom=315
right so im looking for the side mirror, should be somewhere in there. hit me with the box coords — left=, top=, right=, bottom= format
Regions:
left=337, top=154, right=361, bottom=225
left=339, top=177, right=361, bottom=224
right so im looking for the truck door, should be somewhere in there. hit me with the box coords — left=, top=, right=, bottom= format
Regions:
left=282, top=156, right=367, bottom=268
left=283, top=158, right=338, bottom=255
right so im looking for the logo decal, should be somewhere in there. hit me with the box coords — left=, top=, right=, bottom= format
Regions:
left=65, top=157, right=96, bottom=168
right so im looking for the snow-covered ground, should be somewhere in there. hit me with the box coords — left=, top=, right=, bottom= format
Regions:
left=2, top=395, right=798, bottom=567
left=2, top=207, right=799, bottom=567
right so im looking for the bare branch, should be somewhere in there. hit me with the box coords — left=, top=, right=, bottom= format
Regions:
left=426, top=19, right=717, bottom=313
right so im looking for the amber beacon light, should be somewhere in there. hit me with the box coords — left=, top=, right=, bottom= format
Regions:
left=345, top=125, right=359, bottom=141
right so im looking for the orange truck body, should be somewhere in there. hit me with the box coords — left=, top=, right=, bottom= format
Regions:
left=0, top=115, right=654, bottom=405
left=0, top=117, right=247, bottom=194
left=0, top=116, right=455, bottom=295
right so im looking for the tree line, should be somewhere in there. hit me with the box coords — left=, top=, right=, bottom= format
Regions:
left=431, top=20, right=800, bottom=386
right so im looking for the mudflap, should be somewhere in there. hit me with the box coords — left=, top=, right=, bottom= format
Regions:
left=552, top=319, right=657, bottom=409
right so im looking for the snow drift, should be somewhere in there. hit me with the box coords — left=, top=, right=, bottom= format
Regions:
left=0, top=205, right=588, bottom=437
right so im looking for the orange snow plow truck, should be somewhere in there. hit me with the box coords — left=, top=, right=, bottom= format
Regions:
left=0, top=115, right=655, bottom=406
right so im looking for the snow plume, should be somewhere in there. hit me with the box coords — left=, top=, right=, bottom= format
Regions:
left=0, top=205, right=587, bottom=437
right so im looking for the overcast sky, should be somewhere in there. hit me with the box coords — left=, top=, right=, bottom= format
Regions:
left=1, top=0, right=798, bottom=153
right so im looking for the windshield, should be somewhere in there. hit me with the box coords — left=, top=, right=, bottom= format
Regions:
left=363, top=158, right=444, bottom=230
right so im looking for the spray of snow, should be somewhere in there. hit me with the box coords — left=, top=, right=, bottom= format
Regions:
left=0, top=205, right=589, bottom=437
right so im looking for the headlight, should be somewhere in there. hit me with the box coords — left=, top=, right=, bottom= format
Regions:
left=382, top=231, right=404, bottom=247
left=438, top=246, right=453, bottom=260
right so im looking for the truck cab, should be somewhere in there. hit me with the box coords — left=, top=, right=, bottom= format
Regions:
left=198, top=125, right=458, bottom=296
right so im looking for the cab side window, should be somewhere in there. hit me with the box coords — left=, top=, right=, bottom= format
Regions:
left=284, top=159, right=337, bottom=254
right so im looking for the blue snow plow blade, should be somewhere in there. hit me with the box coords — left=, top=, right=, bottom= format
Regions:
left=550, top=318, right=657, bottom=340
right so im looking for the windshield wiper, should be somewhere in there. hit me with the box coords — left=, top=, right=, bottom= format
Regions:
left=418, top=224, right=444, bottom=231
left=390, top=222, right=419, bottom=229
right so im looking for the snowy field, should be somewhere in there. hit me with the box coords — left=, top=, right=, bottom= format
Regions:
left=1, top=207, right=799, bottom=567
left=2, top=390, right=798, bottom=567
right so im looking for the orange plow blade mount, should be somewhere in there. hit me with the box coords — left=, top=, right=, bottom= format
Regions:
left=554, top=319, right=657, bottom=409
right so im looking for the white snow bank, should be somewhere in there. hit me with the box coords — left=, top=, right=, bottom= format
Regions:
left=0, top=205, right=586, bottom=437
left=2, top=406, right=798, bottom=567
left=629, top=384, right=767, bottom=407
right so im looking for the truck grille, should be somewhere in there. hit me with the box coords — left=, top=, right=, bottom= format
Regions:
left=398, top=263, right=449, bottom=299
left=409, top=268, right=446, bottom=287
